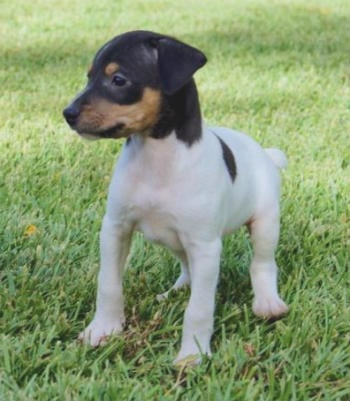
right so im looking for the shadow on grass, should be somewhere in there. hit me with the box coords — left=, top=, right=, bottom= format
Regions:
left=2, top=4, right=349, bottom=77
left=189, top=5, right=349, bottom=68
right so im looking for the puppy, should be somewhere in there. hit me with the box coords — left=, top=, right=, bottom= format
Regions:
left=63, top=30, right=288, bottom=364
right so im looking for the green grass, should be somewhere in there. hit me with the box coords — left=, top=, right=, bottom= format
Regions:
left=1, top=0, right=349, bottom=399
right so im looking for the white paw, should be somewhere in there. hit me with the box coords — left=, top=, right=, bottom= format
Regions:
left=174, top=343, right=211, bottom=366
left=78, top=317, right=123, bottom=346
left=174, top=353, right=202, bottom=367
left=253, top=295, right=289, bottom=319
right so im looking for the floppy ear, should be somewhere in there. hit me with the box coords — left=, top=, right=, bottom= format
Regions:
left=155, top=37, right=207, bottom=95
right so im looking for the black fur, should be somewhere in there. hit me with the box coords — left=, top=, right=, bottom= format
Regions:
left=155, top=37, right=207, bottom=95
left=151, top=79, right=202, bottom=146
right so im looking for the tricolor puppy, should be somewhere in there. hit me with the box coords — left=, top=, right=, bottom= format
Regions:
left=63, top=30, right=288, bottom=364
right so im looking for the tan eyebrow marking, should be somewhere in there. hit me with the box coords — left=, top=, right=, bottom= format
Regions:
left=105, top=62, right=119, bottom=76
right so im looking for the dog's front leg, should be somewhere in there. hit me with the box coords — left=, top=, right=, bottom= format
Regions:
left=175, top=239, right=221, bottom=365
left=79, top=215, right=132, bottom=346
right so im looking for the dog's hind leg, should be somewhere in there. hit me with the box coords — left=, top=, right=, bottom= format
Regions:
left=248, top=210, right=289, bottom=319
left=157, top=251, right=190, bottom=301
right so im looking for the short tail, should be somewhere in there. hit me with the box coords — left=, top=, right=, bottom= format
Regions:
left=264, top=148, right=288, bottom=169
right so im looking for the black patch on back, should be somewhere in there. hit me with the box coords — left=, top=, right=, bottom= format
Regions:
left=215, top=135, right=237, bottom=182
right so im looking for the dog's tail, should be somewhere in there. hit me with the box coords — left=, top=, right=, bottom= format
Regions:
left=264, top=148, right=288, bottom=169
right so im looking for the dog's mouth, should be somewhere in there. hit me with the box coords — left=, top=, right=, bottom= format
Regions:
left=96, top=123, right=126, bottom=138
left=75, top=123, right=126, bottom=139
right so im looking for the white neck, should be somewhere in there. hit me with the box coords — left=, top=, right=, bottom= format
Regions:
left=124, top=132, right=182, bottom=186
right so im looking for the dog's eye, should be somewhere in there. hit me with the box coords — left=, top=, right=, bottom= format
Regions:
left=112, top=74, right=127, bottom=87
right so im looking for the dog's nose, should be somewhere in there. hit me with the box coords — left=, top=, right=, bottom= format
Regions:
left=63, top=105, right=80, bottom=126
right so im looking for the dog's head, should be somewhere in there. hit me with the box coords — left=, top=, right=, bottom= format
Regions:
left=63, top=31, right=206, bottom=140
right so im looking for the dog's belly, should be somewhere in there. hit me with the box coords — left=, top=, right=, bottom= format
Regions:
left=136, top=213, right=182, bottom=251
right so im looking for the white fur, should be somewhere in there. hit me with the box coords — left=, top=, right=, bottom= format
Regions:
left=79, top=125, right=288, bottom=364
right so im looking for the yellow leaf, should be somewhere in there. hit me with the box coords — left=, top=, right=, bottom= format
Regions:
left=24, top=224, right=38, bottom=237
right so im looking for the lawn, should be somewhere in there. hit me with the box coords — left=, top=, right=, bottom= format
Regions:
left=1, top=0, right=349, bottom=400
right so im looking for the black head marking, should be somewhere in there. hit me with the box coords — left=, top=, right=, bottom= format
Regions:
left=153, top=36, right=207, bottom=95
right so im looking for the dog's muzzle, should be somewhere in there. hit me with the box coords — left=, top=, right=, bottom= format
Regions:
left=63, top=105, right=81, bottom=127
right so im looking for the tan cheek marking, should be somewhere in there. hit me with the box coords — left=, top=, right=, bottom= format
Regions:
left=88, top=88, right=161, bottom=133
left=105, top=62, right=119, bottom=76
left=127, top=87, right=161, bottom=130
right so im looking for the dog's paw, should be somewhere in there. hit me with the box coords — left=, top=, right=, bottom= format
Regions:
left=174, top=353, right=202, bottom=367
left=78, top=318, right=123, bottom=346
left=174, top=344, right=211, bottom=366
left=253, top=296, right=289, bottom=319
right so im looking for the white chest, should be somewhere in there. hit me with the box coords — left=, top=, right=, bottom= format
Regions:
left=130, top=192, right=184, bottom=252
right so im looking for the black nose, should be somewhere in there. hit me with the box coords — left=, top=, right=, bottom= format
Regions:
left=63, top=105, right=80, bottom=126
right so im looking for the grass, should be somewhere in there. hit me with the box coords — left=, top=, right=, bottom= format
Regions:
left=1, top=0, right=349, bottom=399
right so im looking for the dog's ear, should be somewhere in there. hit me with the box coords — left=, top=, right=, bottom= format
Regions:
left=153, top=37, right=207, bottom=95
